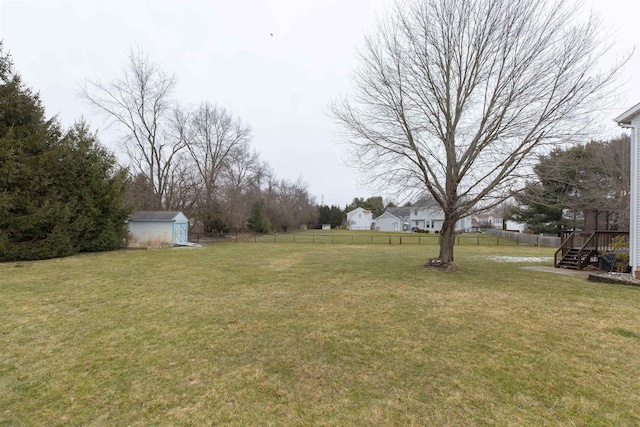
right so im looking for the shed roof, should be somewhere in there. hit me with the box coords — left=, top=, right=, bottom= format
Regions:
left=614, top=102, right=640, bottom=126
left=128, top=211, right=186, bottom=222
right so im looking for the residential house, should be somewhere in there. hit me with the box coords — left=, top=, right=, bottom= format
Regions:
left=346, top=207, right=374, bottom=230
left=471, top=213, right=502, bottom=230
left=374, top=207, right=411, bottom=232
left=470, top=212, right=526, bottom=232
left=127, top=211, right=189, bottom=248
left=375, top=201, right=470, bottom=232
left=615, top=102, right=640, bottom=278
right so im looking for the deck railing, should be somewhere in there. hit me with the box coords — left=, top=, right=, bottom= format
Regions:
left=554, top=230, right=629, bottom=269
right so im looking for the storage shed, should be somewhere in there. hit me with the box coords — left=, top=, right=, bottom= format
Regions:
left=127, top=211, right=189, bottom=248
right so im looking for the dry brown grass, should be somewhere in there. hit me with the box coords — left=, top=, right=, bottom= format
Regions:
left=1, top=243, right=640, bottom=425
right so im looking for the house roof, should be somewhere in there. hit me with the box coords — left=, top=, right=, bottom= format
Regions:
left=375, top=211, right=401, bottom=221
left=385, top=206, right=411, bottom=219
left=128, top=211, right=186, bottom=221
left=346, top=207, right=372, bottom=215
left=412, top=197, right=440, bottom=209
left=474, top=213, right=501, bottom=219
left=614, top=102, right=640, bottom=126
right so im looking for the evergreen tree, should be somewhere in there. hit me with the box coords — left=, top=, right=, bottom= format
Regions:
left=511, top=136, right=630, bottom=234
left=246, top=200, right=270, bottom=234
left=344, top=196, right=386, bottom=218
left=316, top=204, right=345, bottom=228
left=0, top=44, right=129, bottom=261
left=56, top=121, right=130, bottom=252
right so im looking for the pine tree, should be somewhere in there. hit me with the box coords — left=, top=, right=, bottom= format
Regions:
left=0, top=44, right=129, bottom=261
left=246, top=200, right=270, bottom=234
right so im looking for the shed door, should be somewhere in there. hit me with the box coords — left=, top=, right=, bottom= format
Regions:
left=175, top=222, right=188, bottom=244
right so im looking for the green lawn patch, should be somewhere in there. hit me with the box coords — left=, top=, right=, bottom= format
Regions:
left=1, top=244, right=639, bottom=425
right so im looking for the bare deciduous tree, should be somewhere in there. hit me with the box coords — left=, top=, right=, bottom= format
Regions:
left=332, top=0, right=626, bottom=264
left=264, top=178, right=318, bottom=232
left=82, top=48, right=182, bottom=209
left=177, top=102, right=252, bottom=231
left=221, top=148, right=264, bottom=232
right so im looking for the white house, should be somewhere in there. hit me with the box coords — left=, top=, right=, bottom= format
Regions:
left=375, top=201, right=470, bottom=232
left=615, top=102, right=640, bottom=278
left=374, top=209, right=410, bottom=232
left=471, top=213, right=502, bottom=230
left=346, top=207, right=374, bottom=230
left=127, top=211, right=189, bottom=248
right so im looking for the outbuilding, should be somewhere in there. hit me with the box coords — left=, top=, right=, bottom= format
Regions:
left=127, top=211, right=189, bottom=248
left=615, top=102, right=640, bottom=278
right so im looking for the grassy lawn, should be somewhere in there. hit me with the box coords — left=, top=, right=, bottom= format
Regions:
left=2, top=243, right=640, bottom=425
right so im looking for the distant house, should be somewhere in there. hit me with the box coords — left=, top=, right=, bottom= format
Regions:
left=346, top=207, right=374, bottom=230
left=469, top=212, right=526, bottom=232
left=375, top=201, right=470, bottom=232
left=374, top=209, right=410, bottom=232
left=615, top=102, right=640, bottom=278
left=127, top=211, right=189, bottom=248
left=471, top=213, right=502, bottom=230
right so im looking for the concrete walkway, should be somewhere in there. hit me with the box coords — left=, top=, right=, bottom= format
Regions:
left=521, top=266, right=591, bottom=277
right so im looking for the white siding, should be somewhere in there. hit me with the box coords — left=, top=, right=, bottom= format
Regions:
left=633, top=123, right=640, bottom=277
left=375, top=213, right=406, bottom=232
left=128, top=222, right=175, bottom=248
left=346, top=207, right=374, bottom=230
left=127, top=211, right=190, bottom=248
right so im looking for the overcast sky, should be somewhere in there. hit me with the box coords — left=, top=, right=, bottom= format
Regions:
left=1, top=0, right=639, bottom=207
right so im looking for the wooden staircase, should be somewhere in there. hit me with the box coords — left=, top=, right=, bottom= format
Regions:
left=556, top=248, right=597, bottom=269
left=554, top=231, right=629, bottom=271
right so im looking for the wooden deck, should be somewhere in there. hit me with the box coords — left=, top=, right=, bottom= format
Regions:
left=554, top=231, right=629, bottom=270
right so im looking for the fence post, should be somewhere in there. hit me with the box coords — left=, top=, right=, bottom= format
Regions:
left=389, top=236, right=392, bottom=245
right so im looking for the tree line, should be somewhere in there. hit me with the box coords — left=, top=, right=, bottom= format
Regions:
left=0, top=42, right=391, bottom=261
left=82, top=48, right=318, bottom=235
left=0, top=44, right=322, bottom=261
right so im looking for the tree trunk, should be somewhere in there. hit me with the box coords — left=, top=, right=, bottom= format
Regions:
left=438, top=215, right=457, bottom=263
